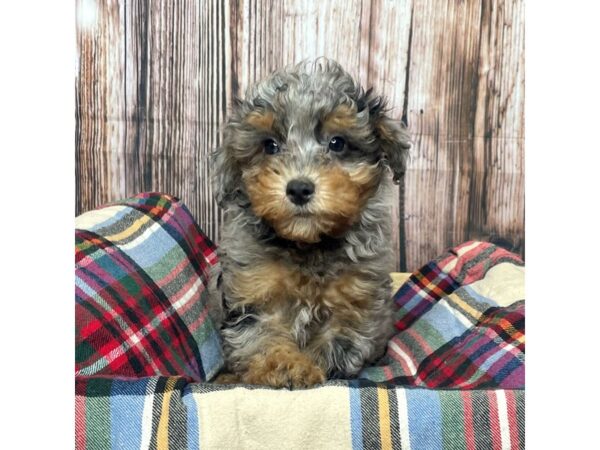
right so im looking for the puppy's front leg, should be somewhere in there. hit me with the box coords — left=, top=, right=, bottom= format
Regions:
left=307, top=272, right=394, bottom=377
left=218, top=261, right=325, bottom=388
left=220, top=311, right=326, bottom=388
left=241, top=340, right=325, bottom=388
left=217, top=338, right=325, bottom=388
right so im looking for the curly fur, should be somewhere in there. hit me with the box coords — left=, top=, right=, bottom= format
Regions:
left=208, top=58, right=410, bottom=388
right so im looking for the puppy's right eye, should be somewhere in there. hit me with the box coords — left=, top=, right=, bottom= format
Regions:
left=328, top=136, right=346, bottom=152
left=264, top=139, right=280, bottom=155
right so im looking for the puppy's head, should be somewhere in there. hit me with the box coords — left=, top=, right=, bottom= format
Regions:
left=213, top=58, right=410, bottom=243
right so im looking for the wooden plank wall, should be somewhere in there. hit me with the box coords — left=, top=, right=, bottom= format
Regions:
left=76, top=0, right=525, bottom=271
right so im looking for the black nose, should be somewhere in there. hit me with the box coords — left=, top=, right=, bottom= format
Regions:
left=286, top=179, right=315, bottom=205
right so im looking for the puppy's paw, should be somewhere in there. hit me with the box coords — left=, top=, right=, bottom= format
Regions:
left=243, top=345, right=325, bottom=388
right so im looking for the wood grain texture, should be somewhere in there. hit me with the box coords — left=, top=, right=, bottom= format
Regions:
left=402, top=0, right=524, bottom=268
left=362, top=0, right=413, bottom=269
left=76, top=0, right=126, bottom=213
left=76, top=0, right=525, bottom=271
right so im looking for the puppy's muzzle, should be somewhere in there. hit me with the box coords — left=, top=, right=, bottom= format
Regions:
left=286, top=179, right=315, bottom=206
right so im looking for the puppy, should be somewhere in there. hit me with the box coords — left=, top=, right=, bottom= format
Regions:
left=208, top=58, right=410, bottom=388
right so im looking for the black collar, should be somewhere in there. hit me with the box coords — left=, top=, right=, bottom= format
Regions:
left=258, top=226, right=344, bottom=253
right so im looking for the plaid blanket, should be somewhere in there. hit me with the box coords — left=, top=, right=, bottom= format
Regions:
left=76, top=193, right=222, bottom=382
left=75, top=193, right=525, bottom=450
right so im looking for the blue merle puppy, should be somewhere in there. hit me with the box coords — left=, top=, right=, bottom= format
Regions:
left=208, top=58, right=410, bottom=388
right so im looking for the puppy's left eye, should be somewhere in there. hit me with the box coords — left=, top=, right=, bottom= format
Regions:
left=263, top=139, right=280, bottom=155
left=328, top=136, right=346, bottom=152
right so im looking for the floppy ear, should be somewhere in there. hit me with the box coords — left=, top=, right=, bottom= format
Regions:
left=210, top=147, right=240, bottom=208
left=375, top=116, right=411, bottom=183
left=211, top=98, right=251, bottom=208
left=367, top=95, right=411, bottom=183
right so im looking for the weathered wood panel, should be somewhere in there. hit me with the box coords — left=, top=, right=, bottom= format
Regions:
left=123, top=0, right=228, bottom=242
left=473, top=0, right=525, bottom=253
left=229, top=0, right=369, bottom=95
left=76, top=0, right=525, bottom=271
left=362, top=0, right=413, bottom=269
left=403, top=0, right=487, bottom=267
left=76, top=0, right=126, bottom=213
left=78, top=0, right=230, bottom=242
left=402, top=0, right=524, bottom=268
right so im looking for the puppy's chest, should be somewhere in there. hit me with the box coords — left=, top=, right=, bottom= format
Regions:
left=224, top=260, right=374, bottom=321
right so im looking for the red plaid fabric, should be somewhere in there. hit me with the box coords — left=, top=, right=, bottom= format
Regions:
left=75, top=193, right=223, bottom=382
left=360, top=241, right=525, bottom=389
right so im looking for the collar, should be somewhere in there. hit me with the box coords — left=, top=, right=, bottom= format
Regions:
left=259, top=226, right=344, bottom=252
